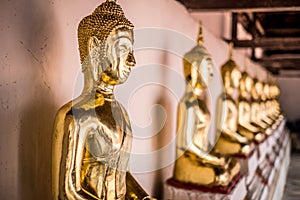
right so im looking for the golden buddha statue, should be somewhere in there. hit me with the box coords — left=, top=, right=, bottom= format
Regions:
left=259, top=82, right=274, bottom=127
left=173, top=23, right=240, bottom=187
left=213, top=48, right=253, bottom=157
left=265, top=81, right=283, bottom=127
left=250, top=77, right=272, bottom=135
left=270, top=83, right=284, bottom=122
left=264, top=83, right=277, bottom=122
left=52, top=1, right=151, bottom=199
left=237, top=65, right=264, bottom=142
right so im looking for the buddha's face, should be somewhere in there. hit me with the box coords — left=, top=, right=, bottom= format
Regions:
left=101, top=28, right=135, bottom=85
left=255, top=82, right=263, bottom=96
left=245, top=76, right=253, bottom=93
left=190, top=57, right=214, bottom=89
left=200, top=57, right=214, bottom=86
left=274, top=85, right=280, bottom=98
left=264, top=84, right=270, bottom=99
left=231, top=68, right=241, bottom=88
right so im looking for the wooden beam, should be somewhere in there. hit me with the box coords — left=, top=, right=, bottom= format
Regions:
left=226, top=37, right=300, bottom=50
left=265, top=67, right=280, bottom=75
left=176, top=0, right=300, bottom=12
left=265, top=28, right=300, bottom=36
left=256, top=58, right=300, bottom=68
left=278, top=69, right=300, bottom=78
left=264, top=50, right=300, bottom=56
left=238, top=13, right=263, bottom=38
left=232, top=13, right=238, bottom=41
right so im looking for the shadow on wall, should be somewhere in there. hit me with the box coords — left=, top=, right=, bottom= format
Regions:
left=17, top=0, right=58, bottom=199
left=151, top=59, right=177, bottom=198
left=152, top=93, right=174, bottom=199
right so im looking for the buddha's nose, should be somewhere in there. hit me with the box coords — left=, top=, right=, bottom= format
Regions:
left=126, top=51, right=136, bottom=67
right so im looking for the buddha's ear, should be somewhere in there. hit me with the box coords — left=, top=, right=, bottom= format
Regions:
left=88, top=36, right=99, bottom=54
left=88, top=36, right=100, bottom=82
left=225, top=71, right=231, bottom=87
left=190, top=62, right=198, bottom=87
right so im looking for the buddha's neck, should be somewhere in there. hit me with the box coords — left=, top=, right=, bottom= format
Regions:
left=225, top=87, right=233, bottom=97
left=240, top=91, right=247, bottom=98
left=96, top=81, right=115, bottom=100
left=187, top=85, right=204, bottom=98
left=81, top=68, right=115, bottom=100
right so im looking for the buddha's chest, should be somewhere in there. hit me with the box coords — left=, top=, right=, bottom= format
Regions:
left=73, top=103, right=131, bottom=159
left=189, top=99, right=210, bottom=127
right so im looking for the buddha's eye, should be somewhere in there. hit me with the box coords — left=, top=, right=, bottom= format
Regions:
left=116, top=45, right=130, bottom=58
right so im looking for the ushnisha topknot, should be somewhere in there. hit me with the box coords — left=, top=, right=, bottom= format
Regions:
left=78, top=0, right=134, bottom=64
left=183, top=21, right=211, bottom=81
left=221, top=43, right=239, bottom=81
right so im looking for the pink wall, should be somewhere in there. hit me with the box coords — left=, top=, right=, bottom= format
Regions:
left=278, top=77, right=300, bottom=121
left=0, top=0, right=269, bottom=199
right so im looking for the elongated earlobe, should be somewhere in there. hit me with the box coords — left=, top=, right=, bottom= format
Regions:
left=191, top=63, right=198, bottom=88
left=88, top=36, right=100, bottom=82
left=88, top=36, right=99, bottom=53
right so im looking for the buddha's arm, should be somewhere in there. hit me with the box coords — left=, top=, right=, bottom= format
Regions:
left=260, top=104, right=273, bottom=124
left=53, top=103, right=78, bottom=200
left=251, top=104, right=268, bottom=129
left=250, top=104, right=258, bottom=123
left=52, top=106, right=86, bottom=200
left=217, top=98, right=248, bottom=144
left=238, top=102, right=260, bottom=132
left=188, top=144, right=225, bottom=166
left=255, top=105, right=266, bottom=124
left=177, top=105, right=224, bottom=166
left=63, top=117, right=87, bottom=200
left=221, top=127, right=248, bottom=143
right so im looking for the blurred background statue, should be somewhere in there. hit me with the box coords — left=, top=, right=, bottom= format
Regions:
left=237, top=61, right=264, bottom=143
left=251, top=76, right=271, bottom=135
left=213, top=47, right=254, bottom=156
left=173, top=23, right=240, bottom=187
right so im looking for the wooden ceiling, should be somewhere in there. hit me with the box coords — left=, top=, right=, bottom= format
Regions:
left=177, top=0, right=300, bottom=77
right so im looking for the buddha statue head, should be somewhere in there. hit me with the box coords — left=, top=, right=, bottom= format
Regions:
left=273, top=85, right=280, bottom=99
left=260, top=82, right=267, bottom=101
left=239, top=59, right=253, bottom=98
left=221, top=43, right=241, bottom=95
left=264, top=83, right=271, bottom=100
left=78, top=0, right=135, bottom=88
left=183, top=22, right=214, bottom=92
left=239, top=72, right=253, bottom=98
left=251, top=78, right=263, bottom=100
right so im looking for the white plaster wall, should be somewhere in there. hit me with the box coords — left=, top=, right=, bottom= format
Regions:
left=0, top=0, right=268, bottom=199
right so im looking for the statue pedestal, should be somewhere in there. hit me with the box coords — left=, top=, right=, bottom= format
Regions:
left=235, top=149, right=258, bottom=185
left=267, top=130, right=290, bottom=200
left=266, top=134, right=277, bottom=153
left=163, top=175, right=246, bottom=200
left=246, top=119, right=290, bottom=200
left=258, top=138, right=268, bottom=163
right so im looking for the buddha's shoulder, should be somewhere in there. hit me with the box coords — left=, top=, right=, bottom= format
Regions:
left=53, top=101, right=79, bottom=134
left=54, top=96, right=84, bottom=119
left=55, top=101, right=73, bottom=119
left=52, top=101, right=74, bottom=140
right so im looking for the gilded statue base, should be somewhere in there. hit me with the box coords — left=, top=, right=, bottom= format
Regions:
left=236, top=149, right=258, bottom=179
left=257, top=159, right=273, bottom=185
left=166, top=174, right=244, bottom=195
left=164, top=175, right=247, bottom=200
left=246, top=172, right=266, bottom=200
left=126, top=172, right=152, bottom=200
left=213, top=135, right=255, bottom=158
left=173, top=152, right=240, bottom=188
